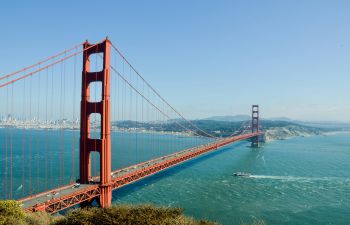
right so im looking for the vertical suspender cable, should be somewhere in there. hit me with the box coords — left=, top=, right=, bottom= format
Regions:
left=36, top=64, right=41, bottom=192
left=72, top=48, right=77, bottom=182
left=135, top=73, right=138, bottom=163
left=141, top=81, right=144, bottom=163
left=59, top=59, right=63, bottom=186
left=114, top=53, right=117, bottom=169
left=149, top=90, right=152, bottom=158
left=62, top=54, right=67, bottom=185
left=28, top=72, right=32, bottom=195
left=122, top=61, right=125, bottom=168
left=157, top=99, right=160, bottom=157
left=5, top=76, right=8, bottom=199
left=162, top=101, right=165, bottom=155
left=129, top=66, right=132, bottom=165
left=152, top=89, right=155, bottom=159
left=10, top=82, right=14, bottom=198
left=45, top=66, right=49, bottom=190
left=21, top=74, right=26, bottom=196
left=113, top=52, right=118, bottom=170
left=50, top=66, right=54, bottom=188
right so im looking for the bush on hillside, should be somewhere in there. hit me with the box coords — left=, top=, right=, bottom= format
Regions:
left=53, top=204, right=218, bottom=225
left=0, top=200, right=26, bottom=225
left=0, top=201, right=218, bottom=225
left=25, top=211, right=60, bottom=225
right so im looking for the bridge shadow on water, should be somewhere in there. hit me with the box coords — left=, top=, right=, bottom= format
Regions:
left=112, top=141, right=251, bottom=200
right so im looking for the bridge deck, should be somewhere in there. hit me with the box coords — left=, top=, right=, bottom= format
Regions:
left=20, top=132, right=263, bottom=213
left=21, top=184, right=96, bottom=209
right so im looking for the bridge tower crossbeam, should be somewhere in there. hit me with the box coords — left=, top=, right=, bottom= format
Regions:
left=80, top=38, right=112, bottom=208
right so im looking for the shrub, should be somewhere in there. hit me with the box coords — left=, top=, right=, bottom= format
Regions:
left=0, top=200, right=219, bottom=225
left=0, top=200, right=26, bottom=225
left=53, top=204, right=219, bottom=225
left=25, top=211, right=60, bottom=225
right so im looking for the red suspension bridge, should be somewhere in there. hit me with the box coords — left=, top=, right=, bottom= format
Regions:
left=0, top=38, right=263, bottom=213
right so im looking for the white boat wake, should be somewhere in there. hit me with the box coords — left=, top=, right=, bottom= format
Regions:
left=249, top=175, right=350, bottom=182
left=16, top=184, right=23, bottom=192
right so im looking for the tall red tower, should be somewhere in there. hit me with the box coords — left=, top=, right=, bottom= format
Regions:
left=251, top=105, right=259, bottom=147
left=80, top=38, right=112, bottom=208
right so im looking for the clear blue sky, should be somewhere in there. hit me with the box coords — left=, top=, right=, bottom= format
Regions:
left=1, top=0, right=350, bottom=122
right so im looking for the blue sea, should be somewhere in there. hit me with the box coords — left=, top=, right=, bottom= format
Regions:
left=0, top=129, right=350, bottom=224
left=113, top=133, right=350, bottom=225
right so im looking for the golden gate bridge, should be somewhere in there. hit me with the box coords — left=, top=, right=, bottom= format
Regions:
left=0, top=38, right=263, bottom=213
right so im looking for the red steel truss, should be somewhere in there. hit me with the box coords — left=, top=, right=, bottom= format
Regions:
left=22, top=131, right=263, bottom=214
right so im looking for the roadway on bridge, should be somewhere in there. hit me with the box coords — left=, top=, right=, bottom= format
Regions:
left=21, top=184, right=95, bottom=209
left=21, top=142, right=216, bottom=209
left=21, top=133, right=261, bottom=212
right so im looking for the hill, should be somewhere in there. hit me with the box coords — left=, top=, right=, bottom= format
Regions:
left=113, top=119, right=331, bottom=140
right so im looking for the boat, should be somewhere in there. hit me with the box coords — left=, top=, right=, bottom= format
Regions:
left=233, top=172, right=251, bottom=177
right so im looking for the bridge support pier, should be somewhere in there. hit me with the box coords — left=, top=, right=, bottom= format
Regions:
left=251, top=105, right=260, bottom=148
left=99, top=184, right=112, bottom=208
left=80, top=38, right=112, bottom=208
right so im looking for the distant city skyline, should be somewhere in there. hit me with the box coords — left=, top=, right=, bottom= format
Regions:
left=1, top=1, right=350, bottom=122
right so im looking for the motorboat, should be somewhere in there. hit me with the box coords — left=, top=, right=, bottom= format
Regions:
left=233, top=172, right=251, bottom=177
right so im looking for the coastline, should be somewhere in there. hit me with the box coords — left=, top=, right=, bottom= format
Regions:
left=264, top=125, right=322, bottom=142
left=264, top=129, right=350, bottom=143
left=0, top=125, right=196, bottom=138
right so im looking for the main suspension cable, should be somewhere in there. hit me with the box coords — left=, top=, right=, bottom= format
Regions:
left=110, top=43, right=216, bottom=139
left=0, top=42, right=83, bottom=81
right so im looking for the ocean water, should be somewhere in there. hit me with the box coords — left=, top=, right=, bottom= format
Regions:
left=0, top=128, right=211, bottom=198
left=112, top=133, right=350, bottom=225
left=1, top=129, right=349, bottom=224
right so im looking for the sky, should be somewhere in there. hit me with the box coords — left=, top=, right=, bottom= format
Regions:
left=1, top=0, right=350, bottom=122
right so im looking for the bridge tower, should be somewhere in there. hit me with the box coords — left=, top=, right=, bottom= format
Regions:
left=80, top=38, right=112, bottom=208
left=251, top=105, right=259, bottom=147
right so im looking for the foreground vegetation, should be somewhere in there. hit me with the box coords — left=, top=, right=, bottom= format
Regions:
left=0, top=200, right=218, bottom=225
